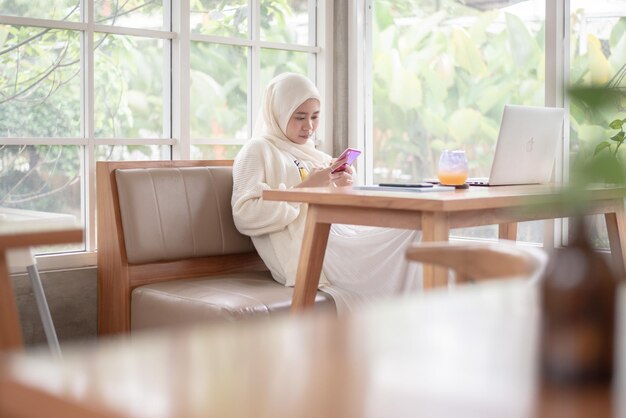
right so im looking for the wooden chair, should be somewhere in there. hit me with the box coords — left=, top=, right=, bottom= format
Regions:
left=406, top=240, right=548, bottom=286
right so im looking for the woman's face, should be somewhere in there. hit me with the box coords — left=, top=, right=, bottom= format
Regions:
left=285, top=98, right=320, bottom=145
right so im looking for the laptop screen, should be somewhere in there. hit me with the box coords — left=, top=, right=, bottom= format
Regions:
left=485, top=104, right=564, bottom=186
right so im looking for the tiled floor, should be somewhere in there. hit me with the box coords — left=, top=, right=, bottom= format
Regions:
left=12, top=267, right=97, bottom=348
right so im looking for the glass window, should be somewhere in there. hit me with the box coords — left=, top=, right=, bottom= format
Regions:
left=191, top=144, right=242, bottom=160
left=0, top=145, right=83, bottom=252
left=94, top=34, right=166, bottom=138
left=260, top=49, right=309, bottom=92
left=260, top=0, right=312, bottom=45
left=0, top=26, right=81, bottom=138
left=0, top=1, right=321, bottom=261
left=94, top=0, right=164, bottom=30
left=190, top=43, right=248, bottom=140
left=370, top=0, right=546, bottom=242
left=0, top=0, right=81, bottom=21
left=191, top=0, right=248, bottom=38
left=191, top=7, right=318, bottom=149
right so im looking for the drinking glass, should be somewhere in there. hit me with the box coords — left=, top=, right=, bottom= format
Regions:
left=438, top=150, right=469, bottom=186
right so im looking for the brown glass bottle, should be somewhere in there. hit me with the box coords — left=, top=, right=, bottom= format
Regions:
left=540, top=217, right=617, bottom=386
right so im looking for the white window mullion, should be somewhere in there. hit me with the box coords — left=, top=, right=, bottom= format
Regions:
left=315, top=0, right=333, bottom=155
left=84, top=0, right=96, bottom=252
left=0, top=15, right=87, bottom=30
left=250, top=0, right=261, bottom=138
left=172, top=0, right=190, bottom=159
left=351, top=0, right=369, bottom=185
left=163, top=0, right=172, bottom=156
left=545, top=0, right=569, bottom=250
left=0, top=138, right=89, bottom=146
left=561, top=0, right=571, bottom=248
left=92, top=24, right=175, bottom=39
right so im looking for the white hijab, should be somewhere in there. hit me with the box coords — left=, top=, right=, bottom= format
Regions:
left=254, top=72, right=331, bottom=165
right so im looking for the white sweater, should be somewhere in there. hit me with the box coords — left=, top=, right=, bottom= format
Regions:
left=231, top=137, right=330, bottom=286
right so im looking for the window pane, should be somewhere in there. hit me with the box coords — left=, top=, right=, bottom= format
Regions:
left=190, top=43, right=247, bottom=141
left=372, top=0, right=545, bottom=241
left=372, top=0, right=545, bottom=183
left=96, top=145, right=171, bottom=161
left=260, top=49, right=309, bottom=93
left=569, top=2, right=626, bottom=250
left=191, top=145, right=242, bottom=160
left=0, top=145, right=83, bottom=252
left=0, top=0, right=80, bottom=21
left=191, top=0, right=248, bottom=38
left=94, top=34, right=165, bottom=138
left=94, top=0, right=165, bottom=30
left=0, top=26, right=81, bottom=138
left=260, top=0, right=311, bottom=45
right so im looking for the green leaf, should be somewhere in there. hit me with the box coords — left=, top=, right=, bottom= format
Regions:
left=476, top=84, right=511, bottom=113
left=594, top=141, right=611, bottom=156
left=608, top=26, right=626, bottom=72
left=609, top=119, right=624, bottom=129
left=451, top=28, right=487, bottom=76
left=505, top=13, right=540, bottom=71
left=610, top=17, right=626, bottom=47
left=430, top=139, right=447, bottom=153
left=421, top=110, right=447, bottom=137
left=569, top=86, right=626, bottom=115
left=388, top=50, right=422, bottom=109
left=374, top=2, right=394, bottom=31
left=587, top=34, right=611, bottom=84
left=448, top=108, right=481, bottom=142
left=611, top=131, right=625, bottom=142
left=0, top=25, right=8, bottom=49
left=578, top=124, right=608, bottom=143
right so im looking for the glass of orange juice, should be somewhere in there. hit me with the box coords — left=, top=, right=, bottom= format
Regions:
left=437, top=150, right=468, bottom=186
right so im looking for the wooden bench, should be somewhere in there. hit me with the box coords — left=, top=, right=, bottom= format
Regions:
left=97, top=160, right=334, bottom=335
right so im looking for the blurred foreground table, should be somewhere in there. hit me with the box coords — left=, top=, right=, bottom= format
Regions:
left=0, top=281, right=623, bottom=418
left=0, top=208, right=82, bottom=352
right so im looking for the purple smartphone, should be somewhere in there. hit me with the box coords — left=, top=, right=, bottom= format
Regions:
left=332, top=148, right=362, bottom=173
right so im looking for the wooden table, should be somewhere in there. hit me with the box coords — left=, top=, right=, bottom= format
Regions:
left=0, top=209, right=82, bottom=351
left=263, top=184, right=626, bottom=311
left=0, top=280, right=621, bottom=418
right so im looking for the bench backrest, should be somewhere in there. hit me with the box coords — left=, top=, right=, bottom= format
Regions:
left=115, top=166, right=253, bottom=264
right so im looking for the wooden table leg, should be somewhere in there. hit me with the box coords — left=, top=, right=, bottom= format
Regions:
left=499, top=223, right=518, bottom=241
left=291, top=206, right=331, bottom=312
left=0, top=251, right=23, bottom=351
left=605, top=202, right=626, bottom=279
left=421, top=212, right=450, bottom=289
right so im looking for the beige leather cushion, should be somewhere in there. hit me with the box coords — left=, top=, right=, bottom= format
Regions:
left=115, top=167, right=254, bottom=264
left=131, top=272, right=335, bottom=330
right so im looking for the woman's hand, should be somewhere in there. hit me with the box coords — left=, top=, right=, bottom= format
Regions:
left=330, top=164, right=353, bottom=187
left=295, top=159, right=353, bottom=188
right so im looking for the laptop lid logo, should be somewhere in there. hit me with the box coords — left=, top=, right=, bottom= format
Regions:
left=526, top=137, right=534, bottom=152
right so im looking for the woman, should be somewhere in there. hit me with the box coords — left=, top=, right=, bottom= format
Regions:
left=232, top=72, right=421, bottom=313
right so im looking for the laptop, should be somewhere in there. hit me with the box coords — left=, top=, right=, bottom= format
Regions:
left=467, top=104, right=565, bottom=186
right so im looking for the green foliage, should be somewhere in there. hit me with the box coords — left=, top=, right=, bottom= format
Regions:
left=372, top=2, right=625, bottom=186
left=372, top=0, right=545, bottom=182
